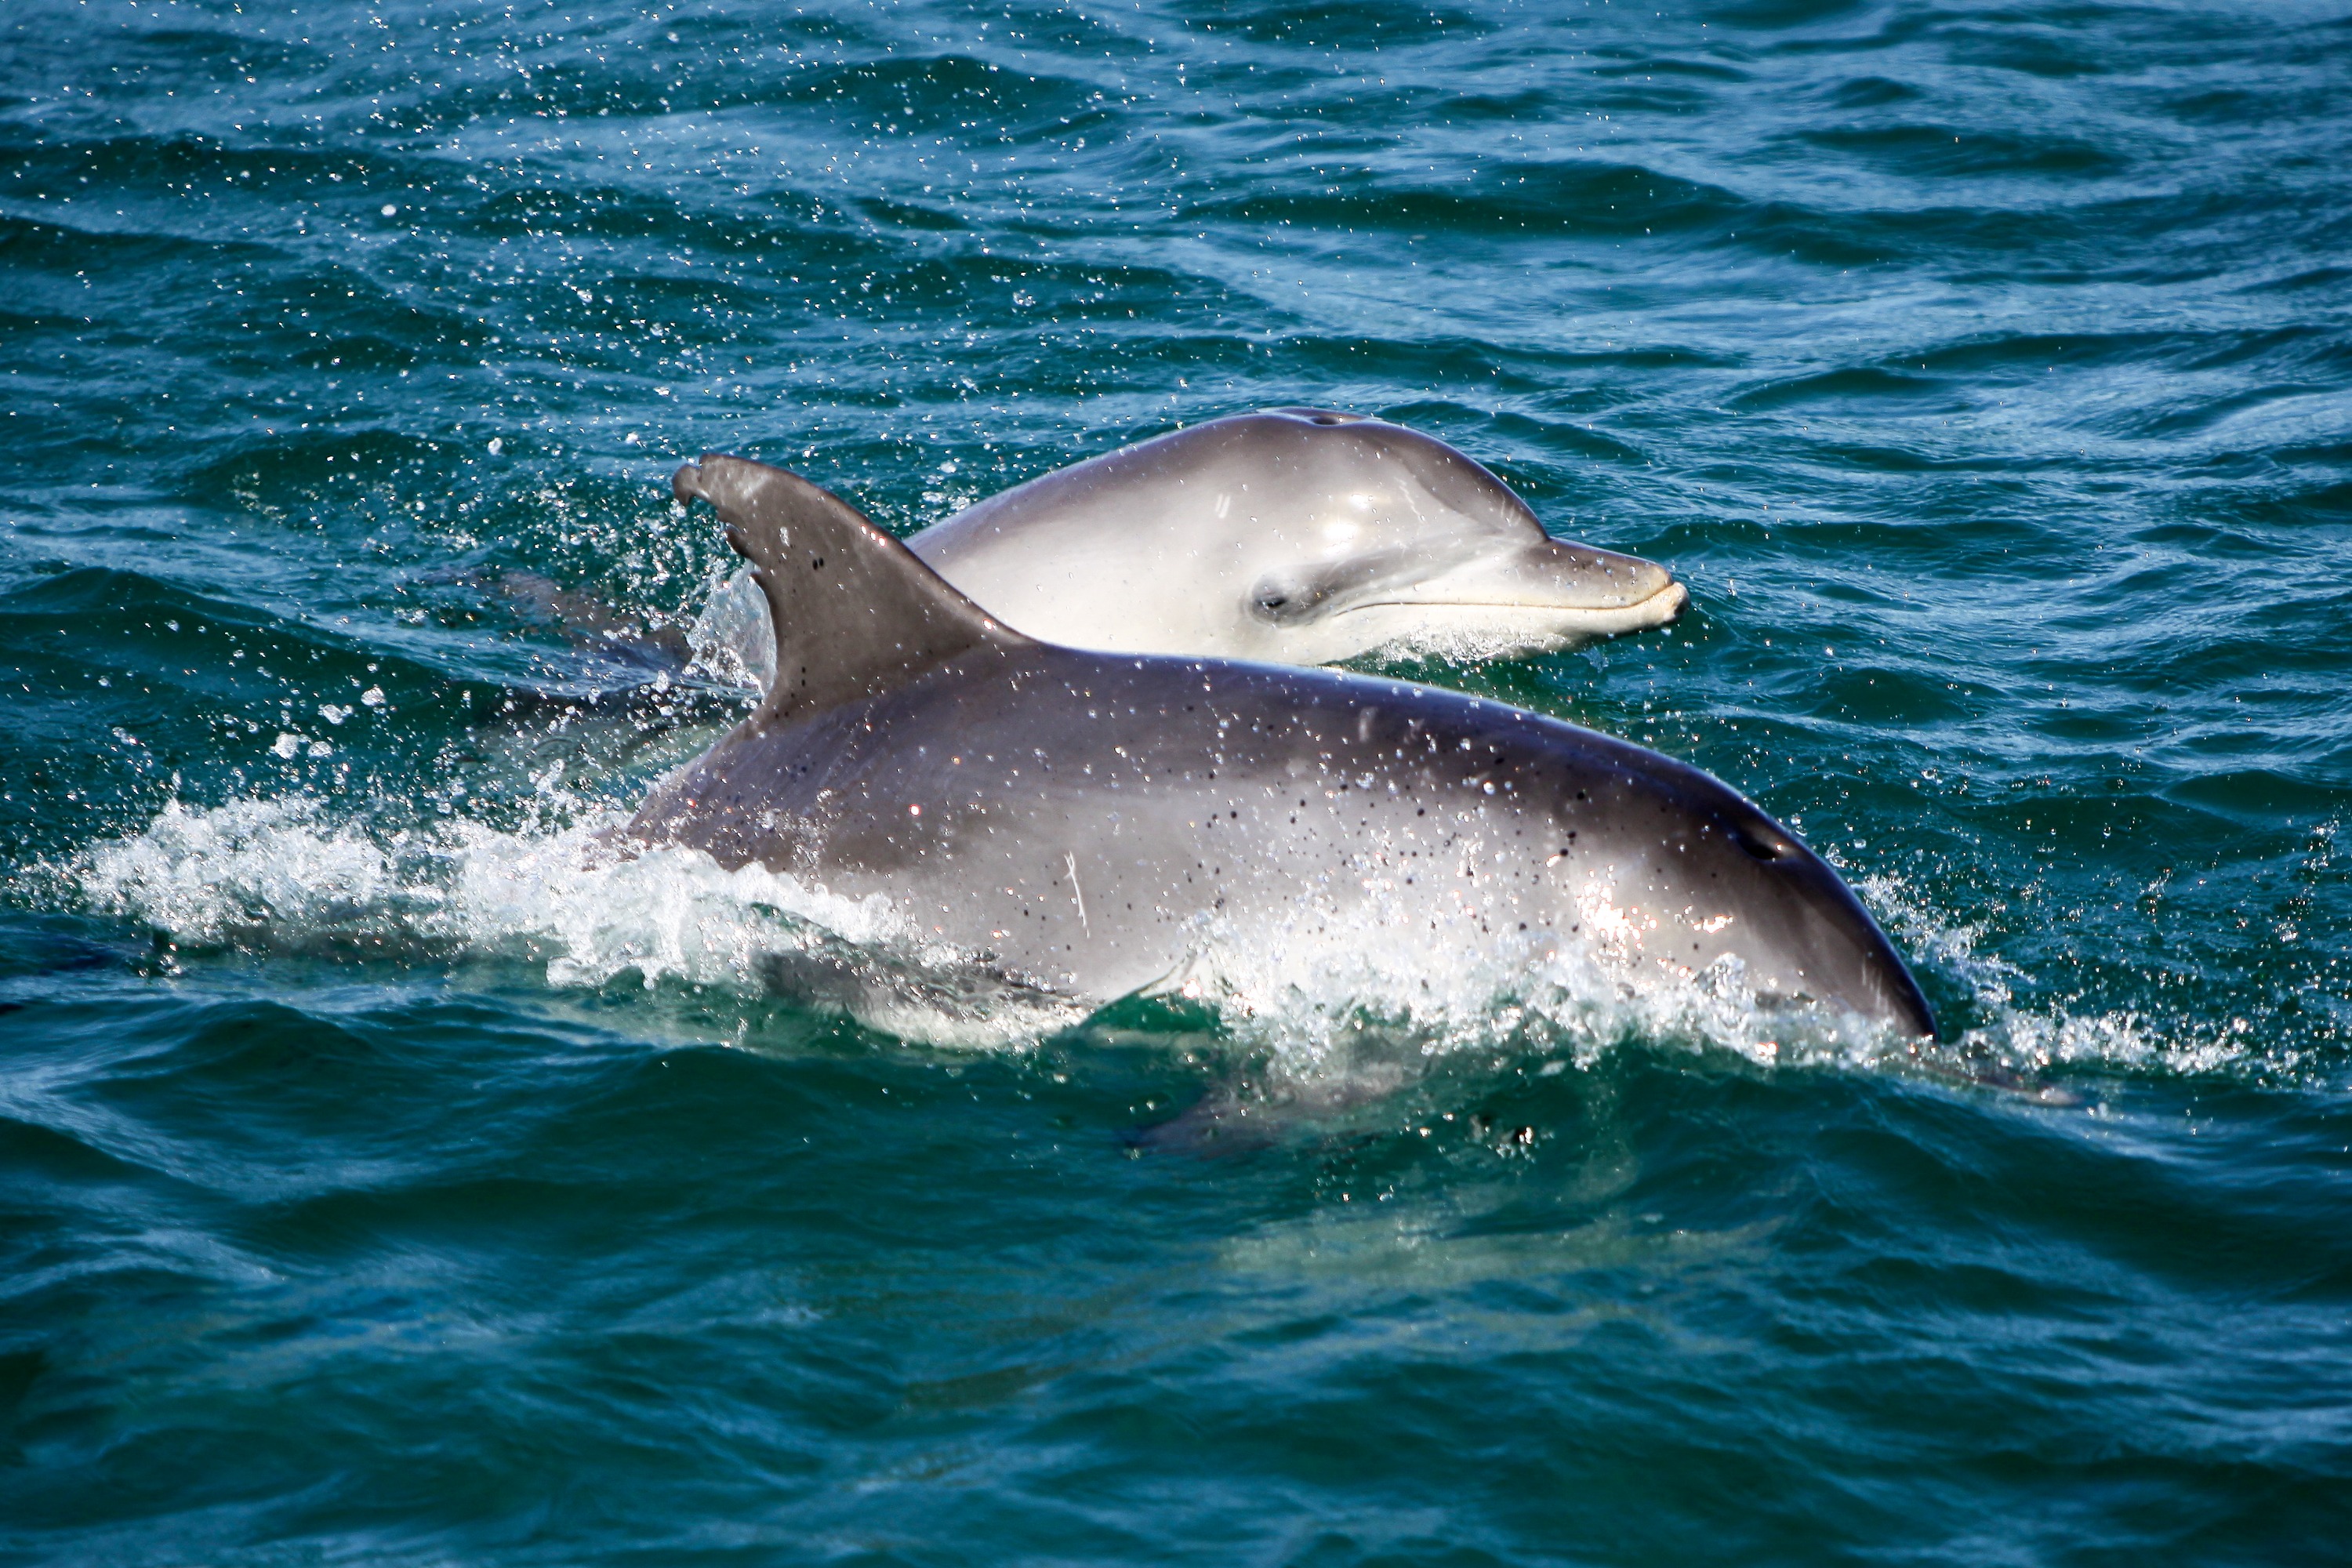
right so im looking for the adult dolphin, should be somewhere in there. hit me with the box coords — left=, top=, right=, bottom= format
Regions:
left=693, top=409, right=1686, bottom=683
left=632, top=453, right=1935, bottom=1043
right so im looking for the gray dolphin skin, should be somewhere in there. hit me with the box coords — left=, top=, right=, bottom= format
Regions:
left=632, top=454, right=1934, bottom=1039
left=904, top=407, right=1685, bottom=664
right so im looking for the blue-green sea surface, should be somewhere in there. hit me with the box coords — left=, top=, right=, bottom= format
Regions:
left=4, top=0, right=2350, bottom=1561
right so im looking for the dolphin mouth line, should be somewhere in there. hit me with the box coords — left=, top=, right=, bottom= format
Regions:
left=1330, top=579, right=1688, bottom=622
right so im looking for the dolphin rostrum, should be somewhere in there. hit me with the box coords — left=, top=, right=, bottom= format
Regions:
left=633, top=454, right=1933, bottom=1040
left=692, top=409, right=1686, bottom=685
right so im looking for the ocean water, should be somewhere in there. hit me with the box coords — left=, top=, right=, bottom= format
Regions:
left=4, top=0, right=2350, bottom=1560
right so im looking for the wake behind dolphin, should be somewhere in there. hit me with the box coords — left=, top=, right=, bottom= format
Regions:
left=633, top=454, right=1933, bottom=1043
left=693, top=410, right=1685, bottom=686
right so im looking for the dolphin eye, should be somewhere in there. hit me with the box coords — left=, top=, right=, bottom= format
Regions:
left=1250, top=580, right=1301, bottom=622
left=1250, top=570, right=1352, bottom=623
left=1732, top=824, right=1796, bottom=862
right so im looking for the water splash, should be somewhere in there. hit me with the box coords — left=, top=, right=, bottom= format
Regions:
left=62, top=796, right=2238, bottom=1087
left=72, top=796, right=1086, bottom=1047
left=686, top=566, right=774, bottom=693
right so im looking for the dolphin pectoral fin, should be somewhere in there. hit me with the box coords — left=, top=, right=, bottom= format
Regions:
left=672, top=455, right=1035, bottom=723
left=1124, top=1062, right=1414, bottom=1156
left=1124, top=1084, right=1288, bottom=1157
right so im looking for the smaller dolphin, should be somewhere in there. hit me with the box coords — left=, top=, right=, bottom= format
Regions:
left=693, top=409, right=1685, bottom=683
left=634, top=453, right=1933, bottom=1044
left=911, top=408, right=1685, bottom=662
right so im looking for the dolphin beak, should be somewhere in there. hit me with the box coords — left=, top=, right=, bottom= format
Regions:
left=1384, top=539, right=1686, bottom=638
left=1518, top=538, right=1685, bottom=624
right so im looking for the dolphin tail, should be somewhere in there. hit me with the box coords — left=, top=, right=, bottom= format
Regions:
left=672, top=455, right=1032, bottom=723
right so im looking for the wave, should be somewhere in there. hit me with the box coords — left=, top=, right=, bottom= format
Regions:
left=73, top=796, right=1091, bottom=1044
left=59, top=793, right=2281, bottom=1093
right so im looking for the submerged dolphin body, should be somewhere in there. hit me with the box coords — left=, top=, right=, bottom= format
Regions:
left=633, top=455, right=1933, bottom=1040
left=695, top=410, right=1686, bottom=684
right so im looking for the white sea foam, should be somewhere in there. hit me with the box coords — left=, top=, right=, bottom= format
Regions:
left=71, top=797, right=2267, bottom=1081
left=74, top=796, right=1080, bottom=1047
left=78, top=796, right=409, bottom=946
left=1846, top=868, right=2285, bottom=1083
left=1145, top=846, right=1912, bottom=1083
left=72, top=796, right=1895, bottom=1069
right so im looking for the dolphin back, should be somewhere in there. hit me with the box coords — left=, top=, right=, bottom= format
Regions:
left=673, top=455, right=1032, bottom=724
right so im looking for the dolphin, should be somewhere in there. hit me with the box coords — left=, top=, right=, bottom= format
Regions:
left=630, top=453, right=1935, bottom=1043
left=693, top=409, right=1686, bottom=684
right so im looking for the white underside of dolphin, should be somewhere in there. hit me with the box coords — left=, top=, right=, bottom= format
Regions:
left=689, top=408, right=1684, bottom=687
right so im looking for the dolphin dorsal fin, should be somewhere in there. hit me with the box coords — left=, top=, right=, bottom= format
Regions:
left=673, top=454, right=1029, bottom=723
